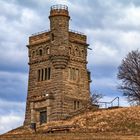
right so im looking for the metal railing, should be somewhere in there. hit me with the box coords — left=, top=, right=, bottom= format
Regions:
left=69, top=29, right=85, bottom=35
left=51, top=5, right=68, bottom=10
left=31, top=29, right=50, bottom=36
left=31, top=29, right=85, bottom=37
left=98, top=97, right=120, bottom=108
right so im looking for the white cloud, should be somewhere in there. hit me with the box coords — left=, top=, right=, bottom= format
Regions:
left=118, top=4, right=140, bottom=27
left=88, top=41, right=120, bottom=66
left=0, top=113, right=24, bottom=134
left=0, top=0, right=139, bottom=134
left=0, top=100, right=25, bottom=134
left=86, top=28, right=140, bottom=68
left=0, top=1, right=20, bottom=17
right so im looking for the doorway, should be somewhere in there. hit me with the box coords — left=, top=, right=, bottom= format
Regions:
left=40, top=111, right=47, bottom=124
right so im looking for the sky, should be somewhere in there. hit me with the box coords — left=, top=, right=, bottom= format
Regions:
left=0, top=0, right=140, bottom=134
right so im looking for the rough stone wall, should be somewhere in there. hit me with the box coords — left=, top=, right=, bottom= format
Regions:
left=24, top=5, right=90, bottom=126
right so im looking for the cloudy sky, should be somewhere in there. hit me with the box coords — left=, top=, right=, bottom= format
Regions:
left=0, top=0, right=140, bottom=134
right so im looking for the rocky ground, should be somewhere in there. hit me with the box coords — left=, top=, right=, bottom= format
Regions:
left=0, top=106, right=140, bottom=139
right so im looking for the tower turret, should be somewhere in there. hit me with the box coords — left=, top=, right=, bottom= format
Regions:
left=49, top=5, right=70, bottom=69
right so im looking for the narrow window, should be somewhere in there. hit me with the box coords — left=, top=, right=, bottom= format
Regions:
left=41, top=69, right=44, bottom=81
left=38, top=69, right=40, bottom=81
left=72, top=68, right=76, bottom=80
left=48, top=67, right=51, bottom=80
left=87, top=71, right=91, bottom=81
left=70, top=68, right=73, bottom=80
left=32, top=51, right=35, bottom=58
left=75, top=48, right=78, bottom=56
left=39, top=49, right=43, bottom=56
left=75, top=69, right=79, bottom=81
left=68, top=68, right=71, bottom=80
left=45, top=68, right=48, bottom=80
left=40, top=111, right=47, bottom=124
left=51, top=33, right=54, bottom=41
left=47, top=48, right=50, bottom=54
left=81, top=50, right=84, bottom=57
left=77, top=101, right=80, bottom=109
left=74, top=101, right=76, bottom=110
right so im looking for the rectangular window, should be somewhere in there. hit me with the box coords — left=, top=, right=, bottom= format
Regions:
left=40, top=111, right=47, bottom=124
left=70, top=68, right=73, bottom=80
left=37, top=67, right=51, bottom=82
left=45, top=68, right=47, bottom=80
left=68, top=67, right=79, bottom=81
left=68, top=68, right=71, bottom=80
left=72, top=68, right=75, bottom=80
left=74, top=101, right=80, bottom=110
left=48, top=67, right=51, bottom=80
left=38, top=70, right=40, bottom=81
left=41, top=69, right=44, bottom=81
left=75, top=69, right=79, bottom=80
left=74, top=101, right=76, bottom=110
left=77, top=101, right=79, bottom=108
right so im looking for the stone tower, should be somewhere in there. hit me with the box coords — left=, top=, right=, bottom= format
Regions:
left=24, top=5, right=91, bottom=126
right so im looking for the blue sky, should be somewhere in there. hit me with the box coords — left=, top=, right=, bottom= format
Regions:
left=0, top=0, right=140, bottom=134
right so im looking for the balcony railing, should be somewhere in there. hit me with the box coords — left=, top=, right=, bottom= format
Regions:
left=31, top=29, right=50, bottom=36
left=51, top=5, right=68, bottom=10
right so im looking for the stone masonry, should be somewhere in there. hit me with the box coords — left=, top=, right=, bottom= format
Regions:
left=24, top=5, right=91, bottom=127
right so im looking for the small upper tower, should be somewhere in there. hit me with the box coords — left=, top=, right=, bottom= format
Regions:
left=49, top=5, right=70, bottom=69
left=49, top=5, right=70, bottom=37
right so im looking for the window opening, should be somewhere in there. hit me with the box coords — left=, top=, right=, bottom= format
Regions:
left=48, top=67, right=51, bottom=80
left=51, top=33, right=54, bottom=41
left=39, top=49, right=43, bottom=56
left=32, top=51, right=35, bottom=58
left=74, top=101, right=76, bottom=110
left=41, top=69, right=44, bottom=81
left=40, top=111, right=47, bottom=124
left=47, top=48, right=50, bottom=54
left=45, top=68, right=48, bottom=80
left=38, top=70, right=40, bottom=81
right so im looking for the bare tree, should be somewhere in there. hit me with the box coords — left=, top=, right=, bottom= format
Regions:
left=91, top=91, right=103, bottom=104
left=117, top=50, right=140, bottom=105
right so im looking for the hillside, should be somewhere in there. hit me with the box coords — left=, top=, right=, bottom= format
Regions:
left=1, top=106, right=140, bottom=140
left=39, top=106, right=140, bottom=135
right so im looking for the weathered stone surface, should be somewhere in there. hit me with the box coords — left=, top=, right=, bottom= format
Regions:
left=24, top=5, right=91, bottom=127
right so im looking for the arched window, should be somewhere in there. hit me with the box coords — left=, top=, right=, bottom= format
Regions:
left=81, top=50, right=84, bottom=57
left=32, top=51, right=35, bottom=58
left=46, top=48, right=50, bottom=54
left=75, top=48, right=78, bottom=56
left=39, top=49, right=43, bottom=56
